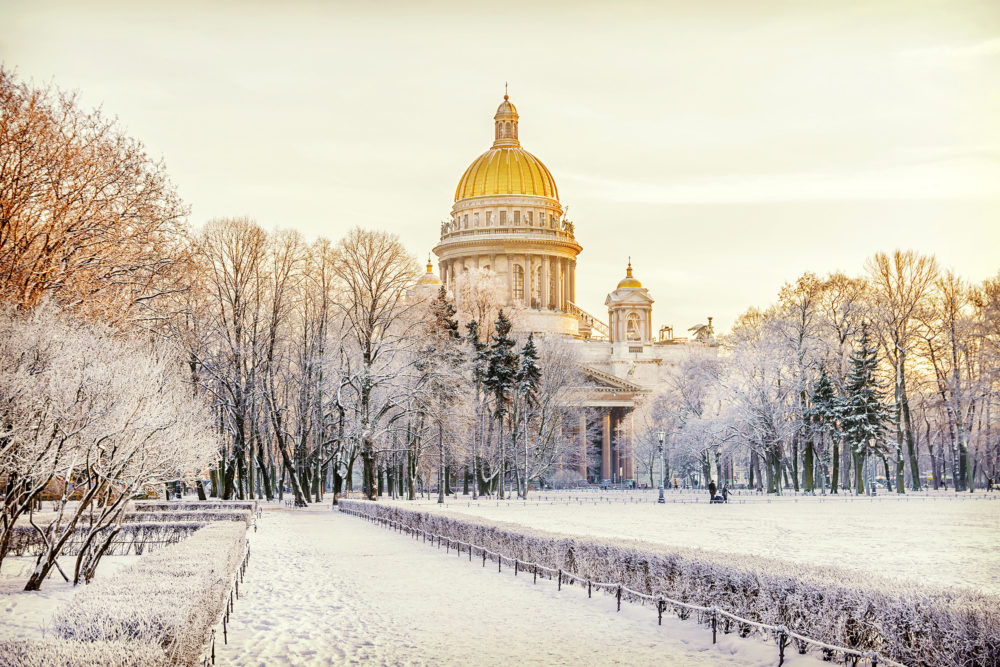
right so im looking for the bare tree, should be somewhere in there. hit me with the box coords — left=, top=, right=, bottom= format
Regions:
left=866, top=250, right=939, bottom=492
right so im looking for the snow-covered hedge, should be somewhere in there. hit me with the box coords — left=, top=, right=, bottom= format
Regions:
left=50, top=521, right=247, bottom=666
left=121, top=510, right=252, bottom=525
left=340, top=501, right=1000, bottom=667
left=7, top=522, right=206, bottom=556
left=131, top=500, right=257, bottom=512
left=0, top=638, right=165, bottom=667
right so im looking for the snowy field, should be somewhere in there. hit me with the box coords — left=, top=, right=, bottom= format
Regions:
left=388, top=489, right=1000, bottom=596
left=218, top=505, right=824, bottom=666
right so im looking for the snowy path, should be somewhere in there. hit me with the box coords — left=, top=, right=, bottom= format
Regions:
left=217, top=505, right=821, bottom=666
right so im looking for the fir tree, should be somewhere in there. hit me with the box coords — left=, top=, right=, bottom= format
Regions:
left=805, top=365, right=838, bottom=493
left=515, top=333, right=542, bottom=497
left=841, top=324, right=890, bottom=494
left=484, top=310, right=518, bottom=498
left=516, top=333, right=541, bottom=409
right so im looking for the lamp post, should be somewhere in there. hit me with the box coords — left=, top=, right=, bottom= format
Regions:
left=868, top=438, right=877, bottom=497
left=657, top=430, right=666, bottom=503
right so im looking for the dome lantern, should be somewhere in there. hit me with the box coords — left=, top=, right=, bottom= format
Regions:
left=493, top=85, right=519, bottom=147
left=416, top=255, right=442, bottom=286
left=617, top=258, right=643, bottom=289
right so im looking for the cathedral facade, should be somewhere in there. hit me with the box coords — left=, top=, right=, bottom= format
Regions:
left=426, top=94, right=714, bottom=483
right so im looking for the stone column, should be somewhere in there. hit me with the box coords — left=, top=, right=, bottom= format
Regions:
left=601, top=411, right=611, bottom=482
left=626, top=410, right=635, bottom=481
left=578, top=411, right=588, bottom=479
left=541, top=255, right=549, bottom=310
left=570, top=262, right=576, bottom=305
left=564, top=258, right=570, bottom=309
left=612, top=409, right=621, bottom=482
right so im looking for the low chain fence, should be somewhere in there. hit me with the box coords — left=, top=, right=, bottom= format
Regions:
left=200, top=541, right=251, bottom=666
left=337, top=501, right=999, bottom=667
left=199, top=503, right=261, bottom=665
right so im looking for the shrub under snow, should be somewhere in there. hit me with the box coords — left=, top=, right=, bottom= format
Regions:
left=339, top=501, right=1000, bottom=667
left=50, top=521, right=246, bottom=666
left=0, top=638, right=165, bottom=667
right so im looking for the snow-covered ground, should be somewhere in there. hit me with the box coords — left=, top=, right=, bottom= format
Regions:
left=217, top=504, right=824, bottom=666
left=0, top=556, right=136, bottom=642
left=387, top=489, right=1000, bottom=595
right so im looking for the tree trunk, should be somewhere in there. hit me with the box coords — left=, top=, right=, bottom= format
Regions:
left=830, top=440, right=839, bottom=494
left=803, top=441, right=815, bottom=493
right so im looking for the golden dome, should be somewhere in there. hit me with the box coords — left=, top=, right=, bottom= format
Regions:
left=416, top=258, right=442, bottom=286
left=455, top=147, right=558, bottom=201
left=454, top=94, right=559, bottom=202
left=617, top=259, right=642, bottom=289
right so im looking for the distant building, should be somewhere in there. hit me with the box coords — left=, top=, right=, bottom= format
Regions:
left=424, top=94, right=716, bottom=482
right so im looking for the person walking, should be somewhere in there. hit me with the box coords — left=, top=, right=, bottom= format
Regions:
left=708, top=479, right=717, bottom=502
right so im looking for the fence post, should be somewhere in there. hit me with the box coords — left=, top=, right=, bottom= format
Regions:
left=712, top=608, right=717, bottom=644
left=483, top=550, right=486, bottom=567
left=515, top=559, right=518, bottom=576
left=498, top=555, right=502, bottom=573
left=533, top=564, right=537, bottom=584
left=778, top=628, right=787, bottom=666
left=558, top=569, right=562, bottom=591
left=223, top=615, right=227, bottom=644
left=657, top=599, right=663, bottom=625
left=871, top=655, right=878, bottom=667
left=616, top=585, right=622, bottom=611
left=588, top=580, right=592, bottom=598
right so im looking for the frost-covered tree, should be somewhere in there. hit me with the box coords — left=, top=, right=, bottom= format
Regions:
left=867, top=250, right=939, bottom=491
left=0, top=306, right=216, bottom=590
left=841, top=325, right=890, bottom=494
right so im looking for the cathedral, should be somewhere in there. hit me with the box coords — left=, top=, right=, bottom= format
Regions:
left=420, top=94, right=715, bottom=483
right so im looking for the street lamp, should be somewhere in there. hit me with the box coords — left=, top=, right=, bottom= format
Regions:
left=868, top=438, right=877, bottom=497
left=657, top=430, right=666, bottom=504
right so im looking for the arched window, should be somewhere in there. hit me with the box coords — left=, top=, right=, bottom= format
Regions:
left=512, top=265, right=524, bottom=301
left=462, top=215, right=468, bottom=229
left=549, top=274, right=558, bottom=310
left=626, top=312, right=642, bottom=341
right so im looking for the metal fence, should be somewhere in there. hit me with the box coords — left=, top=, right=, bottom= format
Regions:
left=340, top=505, right=907, bottom=667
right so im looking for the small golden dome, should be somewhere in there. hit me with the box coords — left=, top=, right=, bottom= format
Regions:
left=495, top=95, right=517, bottom=117
left=416, top=258, right=442, bottom=286
left=617, top=259, right=642, bottom=289
left=454, top=92, right=559, bottom=202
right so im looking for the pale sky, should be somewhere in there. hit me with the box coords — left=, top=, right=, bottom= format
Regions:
left=3, top=0, right=999, bottom=333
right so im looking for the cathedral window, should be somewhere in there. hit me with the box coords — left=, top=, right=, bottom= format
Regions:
left=486, top=211, right=492, bottom=225
left=500, top=210, right=507, bottom=225
left=527, top=211, right=533, bottom=225
left=463, top=215, right=468, bottom=229
left=513, top=265, right=524, bottom=301
left=514, top=210, right=520, bottom=225
left=549, top=274, right=558, bottom=309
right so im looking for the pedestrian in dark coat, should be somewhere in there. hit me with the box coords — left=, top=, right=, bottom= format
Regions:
left=708, top=480, right=717, bottom=500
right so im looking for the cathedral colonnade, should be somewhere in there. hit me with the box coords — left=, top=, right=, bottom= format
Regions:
left=575, top=407, right=634, bottom=483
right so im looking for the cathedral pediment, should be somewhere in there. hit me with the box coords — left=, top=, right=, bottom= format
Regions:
left=579, top=365, right=646, bottom=393
left=605, top=289, right=654, bottom=307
